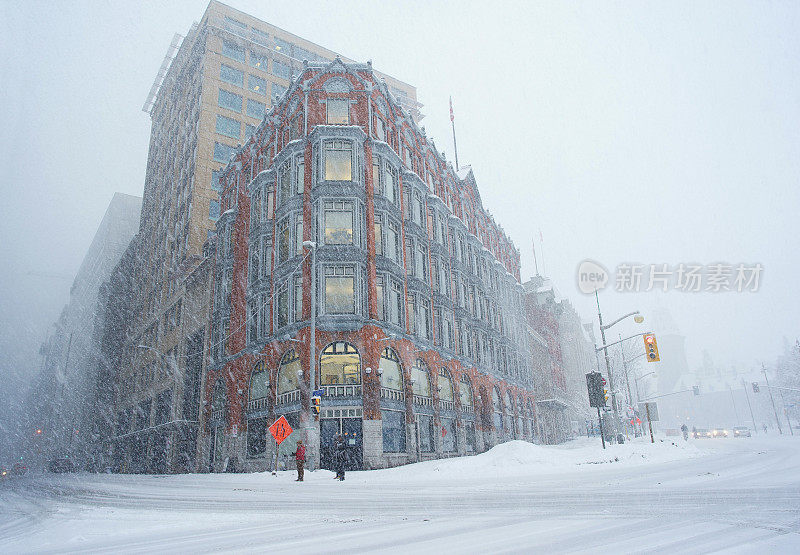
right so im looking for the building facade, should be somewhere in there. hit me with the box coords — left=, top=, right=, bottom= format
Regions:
left=111, top=1, right=419, bottom=472
left=36, top=193, right=141, bottom=469
left=202, top=59, right=537, bottom=472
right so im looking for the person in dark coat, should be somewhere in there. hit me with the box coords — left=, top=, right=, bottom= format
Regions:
left=292, top=440, right=306, bottom=481
left=333, top=434, right=348, bottom=481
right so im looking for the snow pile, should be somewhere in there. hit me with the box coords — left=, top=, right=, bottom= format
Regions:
left=369, top=436, right=704, bottom=482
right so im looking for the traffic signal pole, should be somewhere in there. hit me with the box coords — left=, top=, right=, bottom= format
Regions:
left=597, top=407, right=605, bottom=449
left=595, top=291, right=620, bottom=440
left=763, top=364, right=782, bottom=434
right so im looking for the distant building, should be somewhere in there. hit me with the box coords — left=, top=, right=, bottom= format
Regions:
left=37, top=193, right=141, bottom=468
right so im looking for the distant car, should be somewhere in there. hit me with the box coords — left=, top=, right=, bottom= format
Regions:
left=711, top=428, right=729, bottom=438
left=48, top=457, right=76, bottom=473
left=693, top=428, right=711, bottom=438
left=11, top=463, right=27, bottom=475
left=733, top=426, right=751, bottom=437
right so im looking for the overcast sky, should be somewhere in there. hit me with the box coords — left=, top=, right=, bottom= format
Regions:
left=1, top=1, right=798, bottom=410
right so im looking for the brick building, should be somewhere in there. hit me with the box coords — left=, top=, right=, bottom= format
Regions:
left=202, top=59, right=538, bottom=472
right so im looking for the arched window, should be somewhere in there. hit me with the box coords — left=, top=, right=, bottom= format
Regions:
left=506, top=391, right=516, bottom=436
left=438, top=368, right=454, bottom=402
left=212, top=379, right=227, bottom=413
left=492, top=387, right=503, bottom=431
left=320, top=342, right=360, bottom=385
left=459, top=375, right=474, bottom=410
left=249, top=359, right=270, bottom=402
left=379, top=347, right=403, bottom=391
left=411, top=359, right=431, bottom=397
left=277, top=349, right=301, bottom=395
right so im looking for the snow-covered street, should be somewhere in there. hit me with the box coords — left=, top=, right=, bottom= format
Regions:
left=2, top=435, right=799, bottom=554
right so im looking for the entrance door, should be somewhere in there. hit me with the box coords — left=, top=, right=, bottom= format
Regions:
left=319, top=417, right=363, bottom=471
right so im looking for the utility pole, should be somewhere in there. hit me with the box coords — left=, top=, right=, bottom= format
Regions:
left=741, top=379, right=758, bottom=434
left=728, top=384, right=741, bottom=425
left=778, top=388, right=794, bottom=436
left=763, top=363, right=782, bottom=434
left=595, top=291, right=619, bottom=440
left=303, top=240, right=318, bottom=469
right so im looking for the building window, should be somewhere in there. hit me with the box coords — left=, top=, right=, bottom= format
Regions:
left=324, top=140, right=352, bottom=181
left=417, top=414, right=434, bottom=453
left=209, top=200, right=220, bottom=221
left=277, top=218, right=290, bottom=263
left=295, top=156, right=304, bottom=193
left=276, top=281, right=289, bottom=329
left=415, top=243, right=427, bottom=281
left=374, top=116, right=385, bottom=142
left=249, top=360, right=270, bottom=402
left=218, top=89, right=242, bottom=113
left=388, top=280, right=402, bottom=326
left=216, top=115, right=240, bottom=139
left=248, top=74, right=267, bottom=96
left=407, top=294, right=416, bottom=336
left=323, top=201, right=354, bottom=245
left=221, top=41, right=245, bottom=63
left=382, top=410, right=406, bottom=453
left=326, top=99, right=349, bottom=124
left=247, top=417, right=268, bottom=457
left=295, top=220, right=303, bottom=255
left=419, top=299, right=431, bottom=340
left=247, top=98, right=266, bottom=120
left=375, top=276, right=384, bottom=321
left=277, top=349, right=300, bottom=396
left=220, top=64, right=244, bottom=87
left=324, top=266, right=355, bottom=314
left=411, top=360, right=431, bottom=397
left=249, top=50, right=268, bottom=71
left=492, top=387, right=503, bottom=431
left=211, top=170, right=222, bottom=192
left=213, top=142, right=236, bottom=163
left=465, top=421, right=476, bottom=452
left=385, top=220, right=399, bottom=263
left=441, top=418, right=456, bottom=452
left=374, top=219, right=382, bottom=256
left=459, top=375, right=473, bottom=410
left=384, top=166, right=397, bottom=204
left=273, top=59, right=291, bottom=80
left=251, top=28, right=269, bottom=47
left=320, top=342, right=360, bottom=385
left=245, top=124, right=256, bottom=139
left=224, top=16, right=248, bottom=35
left=294, top=275, right=303, bottom=322
left=272, top=82, right=287, bottom=99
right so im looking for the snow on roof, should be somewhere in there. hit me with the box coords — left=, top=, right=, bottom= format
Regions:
left=456, top=165, right=473, bottom=180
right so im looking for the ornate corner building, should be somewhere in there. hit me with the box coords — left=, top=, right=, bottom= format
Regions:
left=203, top=59, right=539, bottom=472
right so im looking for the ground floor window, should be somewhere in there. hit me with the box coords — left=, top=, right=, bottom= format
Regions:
left=382, top=409, right=406, bottom=453
left=417, top=414, right=435, bottom=453
left=247, top=417, right=268, bottom=457
left=465, top=421, right=476, bottom=452
left=441, top=418, right=457, bottom=452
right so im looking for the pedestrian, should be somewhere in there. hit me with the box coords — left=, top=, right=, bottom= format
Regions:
left=334, top=433, right=348, bottom=481
left=292, top=440, right=306, bottom=481
left=763, top=424, right=768, bottom=434
left=681, top=424, right=689, bottom=441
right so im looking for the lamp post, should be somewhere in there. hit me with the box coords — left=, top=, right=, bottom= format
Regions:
left=594, top=290, right=643, bottom=440
left=302, top=240, right=318, bottom=467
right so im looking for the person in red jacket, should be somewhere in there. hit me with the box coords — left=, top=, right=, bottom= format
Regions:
left=292, top=440, right=306, bottom=481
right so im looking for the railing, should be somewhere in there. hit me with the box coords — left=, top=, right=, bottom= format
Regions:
left=276, top=390, right=300, bottom=405
left=380, top=388, right=405, bottom=402
left=210, top=409, right=225, bottom=422
left=460, top=404, right=474, bottom=414
left=323, top=384, right=362, bottom=397
left=439, top=399, right=455, bottom=411
left=247, top=397, right=269, bottom=412
left=413, top=395, right=435, bottom=407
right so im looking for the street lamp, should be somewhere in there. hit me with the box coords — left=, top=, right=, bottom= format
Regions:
left=594, top=290, right=644, bottom=439
left=302, top=240, right=318, bottom=467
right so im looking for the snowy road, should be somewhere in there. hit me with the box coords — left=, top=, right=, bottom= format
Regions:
left=1, top=436, right=799, bottom=554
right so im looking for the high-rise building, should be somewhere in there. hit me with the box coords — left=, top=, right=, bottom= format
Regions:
left=113, top=1, right=419, bottom=472
left=203, top=59, right=534, bottom=472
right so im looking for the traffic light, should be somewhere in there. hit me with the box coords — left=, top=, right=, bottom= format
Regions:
left=312, top=395, right=321, bottom=416
left=752, top=382, right=760, bottom=393
left=643, top=333, right=660, bottom=362
left=603, top=377, right=610, bottom=404
left=586, top=372, right=606, bottom=408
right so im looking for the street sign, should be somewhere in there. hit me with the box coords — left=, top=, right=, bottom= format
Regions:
left=269, top=415, right=293, bottom=445
left=313, top=388, right=324, bottom=397
left=638, top=402, right=659, bottom=421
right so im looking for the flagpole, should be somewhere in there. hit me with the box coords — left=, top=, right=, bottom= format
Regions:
left=450, top=96, right=459, bottom=171
left=532, top=239, right=539, bottom=276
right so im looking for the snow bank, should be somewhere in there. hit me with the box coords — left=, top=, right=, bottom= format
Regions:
left=364, top=436, right=704, bottom=483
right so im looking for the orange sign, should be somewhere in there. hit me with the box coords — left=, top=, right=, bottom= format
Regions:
left=269, top=415, right=293, bottom=445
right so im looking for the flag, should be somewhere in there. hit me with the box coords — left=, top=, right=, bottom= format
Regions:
left=449, top=96, right=454, bottom=122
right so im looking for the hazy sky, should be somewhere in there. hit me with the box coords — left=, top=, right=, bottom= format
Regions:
left=1, top=1, right=798, bottom=409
